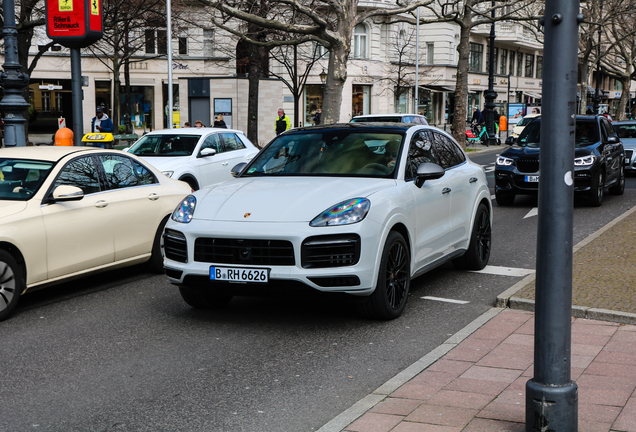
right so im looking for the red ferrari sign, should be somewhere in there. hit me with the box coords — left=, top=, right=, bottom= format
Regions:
left=46, top=0, right=103, bottom=47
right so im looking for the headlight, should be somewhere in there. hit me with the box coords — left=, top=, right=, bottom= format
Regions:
left=496, top=156, right=514, bottom=166
left=172, top=195, right=196, bottom=223
left=574, top=155, right=596, bottom=166
left=162, top=170, right=174, bottom=178
left=310, top=198, right=370, bottom=227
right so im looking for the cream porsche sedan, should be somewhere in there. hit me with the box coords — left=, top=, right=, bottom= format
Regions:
left=0, top=146, right=192, bottom=321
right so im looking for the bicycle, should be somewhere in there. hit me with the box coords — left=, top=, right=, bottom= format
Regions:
left=472, top=123, right=501, bottom=146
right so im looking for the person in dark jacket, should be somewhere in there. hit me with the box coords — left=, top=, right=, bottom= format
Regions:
left=313, top=109, right=322, bottom=125
left=213, top=115, right=227, bottom=128
left=471, top=107, right=485, bottom=125
left=275, top=108, right=291, bottom=135
left=91, top=106, right=114, bottom=133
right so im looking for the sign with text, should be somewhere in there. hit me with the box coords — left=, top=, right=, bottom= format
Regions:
left=45, top=0, right=103, bottom=48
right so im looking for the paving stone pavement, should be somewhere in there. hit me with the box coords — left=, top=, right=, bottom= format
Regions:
left=318, top=203, right=636, bottom=432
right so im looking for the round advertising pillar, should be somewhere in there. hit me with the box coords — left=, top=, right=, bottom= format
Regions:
left=55, top=127, right=74, bottom=146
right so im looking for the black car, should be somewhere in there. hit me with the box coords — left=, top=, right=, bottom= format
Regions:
left=495, top=115, right=625, bottom=206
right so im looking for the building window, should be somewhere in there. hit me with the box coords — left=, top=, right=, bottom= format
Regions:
left=179, top=37, right=187, bottom=55
left=398, top=30, right=407, bottom=51
left=525, top=54, right=534, bottom=78
left=353, top=85, right=371, bottom=116
left=353, top=24, right=368, bottom=59
left=204, top=29, right=214, bottom=57
left=55, top=93, right=63, bottom=112
left=517, top=52, right=524, bottom=76
left=469, top=43, right=483, bottom=72
left=614, top=80, right=623, bottom=91
left=500, top=49, right=507, bottom=75
left=426, top=42, right=434, bottom=64
left=145, top=30, right=167, bottom=55
left=42, top=92, right=51, bottom=112
left=486, top=46, right=498, bottom=74
left=536, top=56, right=543, bottom=79
left=509, top=50, right=516, bottom=76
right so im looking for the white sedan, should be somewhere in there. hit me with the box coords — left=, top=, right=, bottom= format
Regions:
left=163, top=123, right=492, bottom=320
left=0, top=147, right=192, bottom=321
left=127, top=128, right=259, bottom=190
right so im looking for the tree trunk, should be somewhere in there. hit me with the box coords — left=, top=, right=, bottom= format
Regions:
left=579, top=59, right=589, bottom=114
left=323, top=43, right=349, bottom=124
left=246, top=41, right=267, bottom=145
left=616, top=76, right=631, bottom=121
left=451, top=16, right=471, bottom=149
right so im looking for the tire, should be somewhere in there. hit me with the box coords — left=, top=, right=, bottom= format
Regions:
left=588, top=169, right=604, bottom=207
left=0, top=250, right=23, bottom=322
left=609, top=164, right=625, bottom=196
left=147, top=216, right=169, bottom=273
left=453, top=203, right=492, bottom=270
left=495, top=190, right=515, bottom=206
left=358, top=231, right=410, bottom=320
left=179, top=287, right=233, bottom=309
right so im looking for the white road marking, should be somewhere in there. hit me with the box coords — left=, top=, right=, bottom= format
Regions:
left=524, top=207, right=539, bottom=219
left=421, top=296, right=470, bottom=304
left=469, top=265, right=535, bottom=277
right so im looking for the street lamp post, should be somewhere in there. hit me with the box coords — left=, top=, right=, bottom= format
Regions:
left=319, top=68, right=327, bottom=114
left=0, top=0, right=31, bottom=147
left=484, top=1, right=498, bottom=147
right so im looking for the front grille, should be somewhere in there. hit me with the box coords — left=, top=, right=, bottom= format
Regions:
left=516, top=158, right=539, bottom=174
left=301, top=235, right=361, bottom=269
left=164, top=229, right=188, bottom=263
left=194, top=238, right=295, bottom=265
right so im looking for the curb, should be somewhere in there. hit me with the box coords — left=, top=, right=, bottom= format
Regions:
left=497, top=204, right=636, bottom=325
left=316, top=308, right=504, bottom=432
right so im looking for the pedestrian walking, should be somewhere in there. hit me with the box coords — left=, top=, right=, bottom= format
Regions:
left=275, top=108, right=291, bottom=135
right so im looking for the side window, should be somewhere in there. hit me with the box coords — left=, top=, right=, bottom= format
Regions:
left=202, top=134, right=223, bottom=154
left=220, top=133, right=246, bottom=152
left=406, top=131, right=436, bottom=180
left=99, top=155, right=157, bottom=189
left=54, top=156, right=101, bottom=195
left=600, top=120, right=609, bottom=142
left=440, top=134, right=466, bottom=166
left=431, top=132, right=456, bottom=169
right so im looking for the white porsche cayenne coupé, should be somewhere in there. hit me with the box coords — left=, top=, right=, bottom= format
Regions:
left=163, top=123, right=492, bottom=319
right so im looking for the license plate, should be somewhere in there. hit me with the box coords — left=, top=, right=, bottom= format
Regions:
left=210, top=266, right=269, bottom=283
left=525, top=175, right=539, bottom=182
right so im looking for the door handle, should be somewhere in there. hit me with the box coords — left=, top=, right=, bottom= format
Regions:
left=222, top=162, right=228, bottom=166
left=95, top=200, right=108, bottom=208
left=469, top=177, right=478, bottom=183
left=442, top=188, right=451, bottom=194
left=148, top=193, right=159, bottom=201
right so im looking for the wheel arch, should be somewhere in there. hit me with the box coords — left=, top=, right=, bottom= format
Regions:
left=0, top=242, right=27, bottom=288
left=178, top=174, right=200, bottom=190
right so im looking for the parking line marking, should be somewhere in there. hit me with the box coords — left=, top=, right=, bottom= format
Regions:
left=469, top=265, right=535, bottom=277
left=524, top=208, right=539, bottom=219
left=421, top=296, right=470, bottom=304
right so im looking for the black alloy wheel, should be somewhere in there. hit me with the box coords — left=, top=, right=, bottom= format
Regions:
left=358, top=231, right=410, bottom=320
left=453, top=203, right=492, bottom=270
left=0, top=250, right=22, bottom=322
left=609, top=164, right=625, bottom=196
left=589, top=169, right=605, bottom=207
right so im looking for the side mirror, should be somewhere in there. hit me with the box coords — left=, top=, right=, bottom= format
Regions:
left=608, top=136, right=620, bottom=144
left=231, top=162, right=247, bottom=178
left=505, top=136, right=516, bottom=145
left=122, top=147, right=130, bottom=152
left=414, top=163, right=445, bottom=188
left=51, top=185, right=84, bottom=202
left=199, top=148, right=217, bottom=158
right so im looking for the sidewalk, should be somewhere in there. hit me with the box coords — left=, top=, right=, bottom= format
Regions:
left=320, top=207, right=636, bottom=432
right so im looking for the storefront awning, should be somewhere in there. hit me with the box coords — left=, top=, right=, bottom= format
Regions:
left=524, top=91, right=542, bottom=99
left=421, top=85, right=455, bottom=92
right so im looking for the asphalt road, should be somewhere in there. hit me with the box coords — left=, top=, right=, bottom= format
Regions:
left=2, top=150, right=635, bottom=432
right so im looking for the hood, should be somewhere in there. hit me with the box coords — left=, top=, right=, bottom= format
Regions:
left=0, top=201, right=28, bottom=219
left=139, top=156, right=190, bottom=172
left=193, top=177, right=395, bottom=222
left=502, top=146, right=541, bottom=159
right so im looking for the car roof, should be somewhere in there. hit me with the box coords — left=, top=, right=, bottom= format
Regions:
left=0, top=146, right=115, bottom=162
left=352, top=114, right=423, bottom=119
left=612, top=121, right=636, bottom=125
left=143, top=127, right=245, bottom=136
left=286, top=122, right=424, bottom=133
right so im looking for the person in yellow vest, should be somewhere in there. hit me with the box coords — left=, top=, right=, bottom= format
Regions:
left=275, top=108, right=291, bottom=135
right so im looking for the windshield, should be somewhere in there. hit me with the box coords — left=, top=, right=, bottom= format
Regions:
left=517, top=119, right=600, bottom=149
left=614, top=123, right=636, bottom=140
left=242, top=130, right=404, bottom=178
left=517, top=116, right=536, bottom=127
left=0, top=159, right=54, bottom=200
left=128, top=134, right=200, bottom=156
left=351, top=117, right=402, bottom=123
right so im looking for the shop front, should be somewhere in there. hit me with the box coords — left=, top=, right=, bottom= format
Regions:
left=28, top=79, right=73, bottom=134
left=304, top=84, right=323, bottom=126
left=120, top=86, right=155, bottom=132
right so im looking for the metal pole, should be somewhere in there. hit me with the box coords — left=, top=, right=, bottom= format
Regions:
left=483, top=1, right=497, bottom=147
left=414, top=7, right=419, bottom=114
left=0, top=0, right=30, bottom=147
left=167, top=0, right=174, bottom=129
left=525, top=1, right=581, bottom=430
left=70, top=48, right=84, bottom=146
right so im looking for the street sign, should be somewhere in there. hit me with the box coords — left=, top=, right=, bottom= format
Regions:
left=58, top=117, right=67, bottom=128
left=45, top=0, right=103, bottom=48
left=39, top=85, right=63, bottom=90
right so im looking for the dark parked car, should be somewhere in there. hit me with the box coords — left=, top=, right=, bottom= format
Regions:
left=612, top=121, right=636, bottom=173
left=495, top=115, right=625, bottom=207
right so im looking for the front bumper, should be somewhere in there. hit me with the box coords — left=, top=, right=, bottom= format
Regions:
left=625, top=149, right=635, bottom=172
left=495, top=164, right=598, bottom=195
left=162, top=219, right=383, bottom=295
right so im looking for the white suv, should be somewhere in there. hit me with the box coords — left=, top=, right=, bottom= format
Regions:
left=350, top=114, right=429, bottom=125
